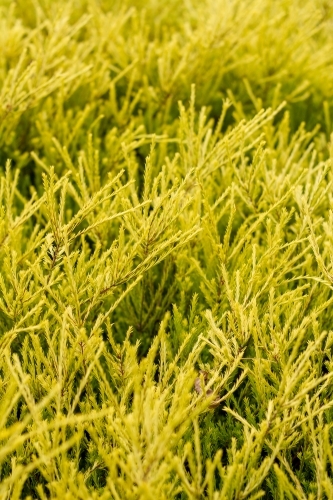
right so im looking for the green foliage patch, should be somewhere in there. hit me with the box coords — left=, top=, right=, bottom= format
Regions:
left=2, top=0, right=333, bottom=498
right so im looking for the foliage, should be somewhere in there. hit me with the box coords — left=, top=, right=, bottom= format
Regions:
left=1, top=0, right=333, bottom=498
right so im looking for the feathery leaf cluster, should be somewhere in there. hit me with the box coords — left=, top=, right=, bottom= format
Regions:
left=1, top=0, right=333, bottom=498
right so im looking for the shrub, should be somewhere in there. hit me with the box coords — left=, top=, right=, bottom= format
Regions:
left=1, top=0, right=333, bottom=498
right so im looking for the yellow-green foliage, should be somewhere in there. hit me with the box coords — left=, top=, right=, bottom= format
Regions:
left=2, top=0, right=333, bottom=498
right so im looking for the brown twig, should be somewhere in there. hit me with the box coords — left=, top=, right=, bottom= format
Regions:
left=194, top=370, right=220, bottom=409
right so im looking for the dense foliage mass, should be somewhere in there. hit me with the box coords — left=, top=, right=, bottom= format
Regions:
left=1, top=0, right=333, bottom=498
